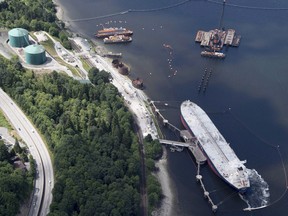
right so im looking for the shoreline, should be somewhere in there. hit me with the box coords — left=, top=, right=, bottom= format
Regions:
left=52, top=1, right=174, bottom=215
left=152, top=148, right=174, bottom=216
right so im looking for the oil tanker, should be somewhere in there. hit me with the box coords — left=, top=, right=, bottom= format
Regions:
left=95, top=27, right=133, bottom=38
left=180, top=100, right=250, bottom=192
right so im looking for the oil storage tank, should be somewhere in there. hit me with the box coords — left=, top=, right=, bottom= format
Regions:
left=8, top=28, right=29, bottom=47
left=24, top=44, right=47, bottom=65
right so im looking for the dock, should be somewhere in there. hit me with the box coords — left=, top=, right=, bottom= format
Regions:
left=151, top=101, right=219, bottom=212
left=159, top=138, right=207, bottom=164
left=195, top=29, right=240, bottom=48
left=149, top=101, right=180, bottom=134
left=102, top=52, right=122, bottom=58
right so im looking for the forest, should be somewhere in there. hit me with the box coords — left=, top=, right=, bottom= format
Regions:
left=0, top=0, right=71, bottom=49
left=0, top=0, right=163, bottom=214
left=0, top=139, right=34, bottom=216
left=0, top=56, right=163, bottom=215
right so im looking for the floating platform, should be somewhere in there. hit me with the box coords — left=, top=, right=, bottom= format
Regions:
left=195, top=28, right=240, bottom=58
left=195, top=28, right=240, bottom=47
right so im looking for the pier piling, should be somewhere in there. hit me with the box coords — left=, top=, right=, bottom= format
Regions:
left=196, top=162, right=218, bottom=213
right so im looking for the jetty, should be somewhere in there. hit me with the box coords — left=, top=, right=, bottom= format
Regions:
left=159, top=137, right=207, bottom=164
left=151, top=101, right=220, bottom=212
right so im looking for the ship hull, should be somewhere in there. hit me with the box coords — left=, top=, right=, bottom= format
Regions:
left=180, top=108, right=249, bottom=192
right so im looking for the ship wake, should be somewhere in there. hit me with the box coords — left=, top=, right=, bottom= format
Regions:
left=239, top=169, right=270, bottom=210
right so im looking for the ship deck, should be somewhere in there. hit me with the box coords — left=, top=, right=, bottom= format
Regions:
left=181, top=101, right=237, bottom=163
left=180, top=100, right=250, bottom=190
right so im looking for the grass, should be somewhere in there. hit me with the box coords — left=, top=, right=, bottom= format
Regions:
left=40, top=37, right=58, bottom=57
left=79, top=57, right=92, bottom=72
left=0, top=111, right=12, bottom=130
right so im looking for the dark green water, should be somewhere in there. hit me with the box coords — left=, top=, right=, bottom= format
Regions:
left=57, top=0, right=288, bottom=215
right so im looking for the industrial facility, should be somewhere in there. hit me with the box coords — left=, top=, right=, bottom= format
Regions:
left=24, top=44, right=47, bottom=65
left=8, top=28, right=29, bottom=48
left=8, top=28, right=47, bottom=65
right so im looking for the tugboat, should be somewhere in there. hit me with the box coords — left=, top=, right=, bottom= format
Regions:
left=103, top=35, right=132, bottom=44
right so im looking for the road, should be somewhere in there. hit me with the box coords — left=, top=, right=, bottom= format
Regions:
left=0, top=88, right=54, bottom=216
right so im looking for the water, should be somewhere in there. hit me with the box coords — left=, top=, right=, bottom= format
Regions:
left=241, top=169, right=270, bottom=210
left=56, top=0, right=288, bottom=215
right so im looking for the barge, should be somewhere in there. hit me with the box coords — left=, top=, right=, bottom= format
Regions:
left=96, top=27, right=133, bottom=38
left=103, top=35, right=132, bottom=44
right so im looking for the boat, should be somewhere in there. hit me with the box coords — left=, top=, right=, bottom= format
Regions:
left=103, top=35, right=132, bottom=44
left=201, top=51, right=225, bottom=59
left=180, top=100, right=250, bottom=192
left=95, top=27, right=133, bottom=38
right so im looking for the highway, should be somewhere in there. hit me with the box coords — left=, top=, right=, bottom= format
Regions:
left=0, top=88, right=54, bottom=216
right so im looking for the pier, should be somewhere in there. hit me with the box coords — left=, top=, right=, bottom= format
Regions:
left=159, top=138, right=207, bottom=164
left=149, top=101, right=180, bottom=134
left=195, top=0, right=240, bottom=58
left=151, top=101, right=220, bottom=212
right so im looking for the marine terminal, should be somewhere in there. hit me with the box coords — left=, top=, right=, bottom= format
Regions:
left=195, top=0, right=241, bottom=59
left=195, top=28, right=241, bottom=59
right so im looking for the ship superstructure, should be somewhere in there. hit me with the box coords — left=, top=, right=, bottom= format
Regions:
left=180, top=100, right=250, bottom=192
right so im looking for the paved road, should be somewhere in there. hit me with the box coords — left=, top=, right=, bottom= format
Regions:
left=0, top=88, right=54, bottom=216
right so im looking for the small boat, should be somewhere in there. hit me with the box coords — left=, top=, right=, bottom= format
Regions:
left=103, top=35, right=132, bottom=44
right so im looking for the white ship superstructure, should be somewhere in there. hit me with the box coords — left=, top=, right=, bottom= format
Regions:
left=180, top=100, right=250, bottom=191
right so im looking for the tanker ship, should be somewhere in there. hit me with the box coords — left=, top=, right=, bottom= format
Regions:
left=95, top=27, right=133, bottom=38
left=180, top=100, right=250, bottom=192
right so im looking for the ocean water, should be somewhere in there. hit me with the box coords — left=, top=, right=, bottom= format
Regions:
left=56, top=0, right=288, bottom=215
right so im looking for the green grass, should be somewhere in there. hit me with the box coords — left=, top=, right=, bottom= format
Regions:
left=0, top=111, right=12, bottom=129
left=79, top=57, right=92, bottom=72
left=40, top=38, right=58, bottom=57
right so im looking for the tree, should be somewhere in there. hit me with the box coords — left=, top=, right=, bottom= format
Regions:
left=0, top=141, right=10, bottom=161
left=49, top=26, right=59, bottom=37
left=13, top=139, right=23, bottom=154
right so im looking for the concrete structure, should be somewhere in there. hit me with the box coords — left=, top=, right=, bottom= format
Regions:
left=24, top=44, right=46, bottom=65
left=8, top=28, right=29, bottom=48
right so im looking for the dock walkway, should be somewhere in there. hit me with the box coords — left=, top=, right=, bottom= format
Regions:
left=159, top=138, right=207, bottom=164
